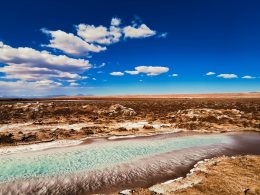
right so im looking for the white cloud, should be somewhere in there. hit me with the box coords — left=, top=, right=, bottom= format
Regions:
left=125, top=66, right=169, bottom=76
left=35, top=80, right=62, bottom=86
left=0, top=42, right=92, bottom=89
left=0, top=64, right=81, bottom=81
left=123, top=24, right=156, bottom=38
left=0, top=80, right=95, bottom=97
left=125, top=70, right=139, bottom=75
left=206, top=72, right=215, bottom=76
left=172, top=73, right=178, bottom=77
left=42, top=17, right=161, bottom=56
left=0, top=80, right=60, bottom=88
left=242, top=75, right=255, bottom=79
left=217, top=74, right=238, bottom=79
left=111, top=17, right=121, bottom=26
left=93, top=62, right=106, bottom=68
left=109, top=26, right=122, bottom=43
left=110, top=71, right=124, bottom=76
left=0, top=80, right=62, bottom=96
left=76, top=24, right=108, bottom=44
left=56, top=71, right=81, bottom=79
left=70, top=82, right=80, bottom=86
left=77, top=18, right=158, bottom=43
left=0, top=42, right=91, bottom=72
left=42, top=29, right=106, bottom=56
left=158, top=32, right=168, bottom=38
left=76, top=23, right=122, bottom=45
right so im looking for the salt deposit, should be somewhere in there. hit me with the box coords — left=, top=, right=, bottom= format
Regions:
left=0, top=140, right=82, bottom=155
left=0, top=122, right=96, bottom=132
left=115, top=121, right=171, bottom=130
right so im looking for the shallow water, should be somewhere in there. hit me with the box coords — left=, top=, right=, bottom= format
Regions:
left=0, top=134, right=231, bottom=183
left=0, top=132, right=259, bottom=194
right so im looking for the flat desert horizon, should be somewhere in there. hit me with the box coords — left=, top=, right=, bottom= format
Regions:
left=1, top=92, right=259, bottom=101
left=56, top=92, right=260, bottom=98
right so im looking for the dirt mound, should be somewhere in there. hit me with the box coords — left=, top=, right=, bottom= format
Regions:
left=100, top=104, right=137, bottom=117
left=167, top=108, right=259, bottom=130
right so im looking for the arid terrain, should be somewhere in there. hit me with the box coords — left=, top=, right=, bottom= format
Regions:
left=127, top=155, right=260, bottom=195
left=0, top=93, right=259, bottom=195
left=0, top=93, right=259, bottom=146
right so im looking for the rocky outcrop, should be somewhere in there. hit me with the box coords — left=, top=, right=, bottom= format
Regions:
left=99, top=104, right=137, bottom=117
left=167, top=108, right=259, bottom=130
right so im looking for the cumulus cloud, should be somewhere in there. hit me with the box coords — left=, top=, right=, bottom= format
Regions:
left=110, top=72, right=124, bottom=76
left=124, top=70, right=139, bottom=75
left=134, top=66, right=169, bottom=76
left=123, top=24, right=156, bottom=38
left=77, top=17, right=157, bottom=43
left=42, top=29, right=106, bottom=56
left=42, top=17, right=161, bottom=57
left=0, top=65, right=81, bottom=81
left=125, top=66, right=169, bottom=76
left=109, top=26, right=122, bottom=43
left=111, top=17, right=121, bottom=26
left=172, top=73, right=178, bottom=77
left=0, top=42, right=91, bottom=72
left=217, top=74, right=238, bottom=79
left=76, top=20, right=122, bottom=45
left=242, top=75, right=255, bottom=79
left=76, top=25, right=106, bottom=44
left=206, top=72, right=215, bottom=76
left=0, top=41, right=92, bottom=88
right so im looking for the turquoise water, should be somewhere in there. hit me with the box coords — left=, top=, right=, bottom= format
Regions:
left=0, top=134, right=231, bottom=183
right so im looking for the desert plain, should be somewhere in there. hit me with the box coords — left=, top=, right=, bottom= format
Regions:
left=0, top=93, right=260, bottom=194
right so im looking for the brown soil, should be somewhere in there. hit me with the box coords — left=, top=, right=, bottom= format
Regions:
left=130, top=155, right=260, bottom=195
left=0, top=94, right=259, bottom=146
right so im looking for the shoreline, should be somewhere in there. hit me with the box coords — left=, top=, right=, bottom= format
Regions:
left=132, top=155, right=260, bottom=195
left=1, top=129, right=260, bottom=151
left=1, top=132, right=260, bottom=194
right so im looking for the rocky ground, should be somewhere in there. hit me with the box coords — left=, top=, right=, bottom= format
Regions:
left=0, top=96, right=259, bottom=146
left=125, top=155, right=260, bottom=195
left=0, top=94, right=260, bottom=195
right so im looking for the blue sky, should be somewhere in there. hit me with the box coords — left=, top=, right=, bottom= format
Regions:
left=0, top=0, right=259, bottom=96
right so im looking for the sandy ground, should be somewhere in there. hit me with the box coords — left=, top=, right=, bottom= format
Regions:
left=0, top=94, right=259, bottom=146
left=0, top=93, right=259, bottom=194
left=126, top=155, right=260, bottom=195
